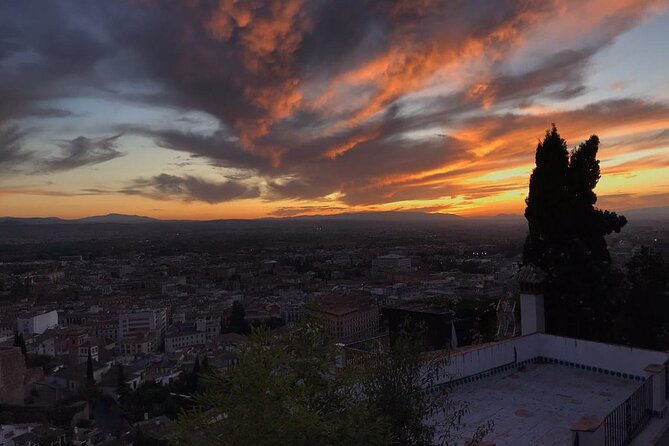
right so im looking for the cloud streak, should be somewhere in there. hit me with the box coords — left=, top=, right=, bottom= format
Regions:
left=38, top=134, right=124, bottom=172
left=0, top=126, right=32, bottom=173
left=120, top=174, right=260, bottom=204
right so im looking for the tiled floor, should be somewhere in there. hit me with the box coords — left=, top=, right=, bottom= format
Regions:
left=432, top=362, right=641, bottom=445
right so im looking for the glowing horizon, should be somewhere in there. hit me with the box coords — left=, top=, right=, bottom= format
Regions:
left=1, top=1, right=668, bottom=219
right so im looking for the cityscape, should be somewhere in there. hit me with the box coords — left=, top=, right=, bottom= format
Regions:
left=1, top=1, right=668, bottom=446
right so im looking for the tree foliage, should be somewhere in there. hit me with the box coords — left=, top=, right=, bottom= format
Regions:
left=359, top=327, right=489, bottom=445
left=176, top=323, right=487, bottom=446
left=120, top=369, right=203, bottom=422
left=177, top=324, right=391, bottom=446
left=25, top=354, right=56, bottom=374
left=86, top=351, right=95, bottom=384
left=14, top=332, right=27, bottom=356
left=616, top=248, right=669, bottom=349
left=226, top=301, right=250, bottom=335
left=116, top=363, right=131, bottom=397
left=523, top=125, right=626, bottom=338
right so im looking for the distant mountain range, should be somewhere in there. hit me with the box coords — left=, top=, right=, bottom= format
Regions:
left=620, top=206, right=669, bottom=222
left=0, top=206, right=667, bottom=225
left=0, top=213, right=159, bottom=225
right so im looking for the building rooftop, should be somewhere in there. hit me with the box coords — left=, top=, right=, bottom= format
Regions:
left=436, top=362, right=640, bottom=446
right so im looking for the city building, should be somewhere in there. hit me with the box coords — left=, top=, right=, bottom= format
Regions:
left=381, top=303, right=463, bottom=350
left=164, top=324, right=207, bottom=353
left=372, top=254, right=412, bottom=274
left=118, top=308, right=167, bottom=341
left=312, top=298, right=379, bottom=342
left=117, top=332, right=158, bottom=356
left=16, top=310, right=58, bottom=335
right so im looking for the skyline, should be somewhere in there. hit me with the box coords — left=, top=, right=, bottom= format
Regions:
left=1, top=1, right=668, bottom=219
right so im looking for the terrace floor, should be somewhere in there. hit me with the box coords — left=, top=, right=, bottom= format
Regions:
left=434, top=362, right=641, bottom=445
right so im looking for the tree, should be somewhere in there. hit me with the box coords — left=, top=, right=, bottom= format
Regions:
left=26, top=354, right=55, bottom=374
left=119, top=380, right=195, bottom=423
left=192, top=356, right=201, bottom=375
left=117, top=363, right=131, bottom=398
left=524, top=125, right=570, bottom=268
left=14, top=332, right=27, bottom=356
left=617, top=248, right=669, bottom=349
left=86, top=351, right=95, bottom=384
left=228, top=301, right=250, bottom=334
left=359, top=325, right=490, bottom=445
left=177, top=323, right=487, bottom=446
left=523, top=125, right=626, bottom=339
left=177, top=325, right=391, bottom=446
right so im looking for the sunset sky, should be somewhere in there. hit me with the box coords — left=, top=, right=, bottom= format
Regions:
left=0, top=0, right=668, bottom=219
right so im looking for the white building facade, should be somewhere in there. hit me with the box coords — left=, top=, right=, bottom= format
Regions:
left=118, top=308, right=167, bottom=341
left=16, top=310, right=58, bottom=335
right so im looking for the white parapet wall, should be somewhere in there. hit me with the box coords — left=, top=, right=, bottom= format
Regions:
left=431, top=333, right=669, bottom=386
left=536, top=333, right=668, bottom=379
left=433, top=335, right=541, bottom=384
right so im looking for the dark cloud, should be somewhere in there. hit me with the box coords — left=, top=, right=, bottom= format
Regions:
left=129, top=127, right=271, bottom=172
left=0, top=126, right=32, bottom=172
left=93, top=0, right=549, bottom=146
left=267, top=134, right=470, bottom=202
left=0, top=0, right=666, bottom=207
left=120, top=174, right=259, bottom=204
left=38, top=134, right=124, bottom=172
left=28, top=108, right=78, bottom=118
left=0, top=2, right=111, bottom=123
left=0, top=187, right=98, bottom=197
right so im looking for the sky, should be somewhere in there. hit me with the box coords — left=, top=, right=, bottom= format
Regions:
left=0, top=0, right=668, bottom=220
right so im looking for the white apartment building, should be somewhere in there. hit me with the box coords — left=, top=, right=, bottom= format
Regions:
left=16, top=310, right=58, bottom=335
left=118, top=308, right=167, bottom=341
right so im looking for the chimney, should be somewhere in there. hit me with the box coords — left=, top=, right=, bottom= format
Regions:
left=517, top=264, right=546, bottom=335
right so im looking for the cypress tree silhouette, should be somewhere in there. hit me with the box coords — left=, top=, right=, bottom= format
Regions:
left=524, top=125, right=570, bottom=268
left=117, top=363, right=130, bottom=397
left=86, top=351, right=95, bottom=384
left=16, top=333, right=27, bottom=356
left=228, top=301, right=249, bottom=334
left=193, top=356, right=201, bottom=375
left=524, top=125, right=626, bottom=338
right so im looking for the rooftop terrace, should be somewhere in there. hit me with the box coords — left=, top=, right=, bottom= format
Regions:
left=439, top=362, right=640, bottom=445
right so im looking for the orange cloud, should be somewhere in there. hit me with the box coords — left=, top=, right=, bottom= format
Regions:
left=312, top=8, right=542, bottom=130
left=206, top=0, right=309, bottom=148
